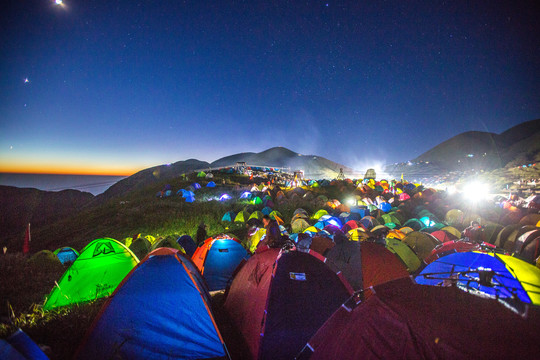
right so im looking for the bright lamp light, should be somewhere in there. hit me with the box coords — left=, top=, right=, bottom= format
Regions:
left=463, top=181, right=489, bottom=202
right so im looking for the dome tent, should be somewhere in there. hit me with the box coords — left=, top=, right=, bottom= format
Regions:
left=44, top=238, right=139, bottom=310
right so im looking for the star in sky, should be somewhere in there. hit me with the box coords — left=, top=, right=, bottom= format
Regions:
left=24, top=78, right=29, bottom=83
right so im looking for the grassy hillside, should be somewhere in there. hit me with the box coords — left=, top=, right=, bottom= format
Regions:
left=0, top=187, right=94, bottom=249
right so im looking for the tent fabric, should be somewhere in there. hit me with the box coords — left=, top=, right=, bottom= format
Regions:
left=5, top=329, right=49, bottom=360
left=192, top=235, right=248, bottom=291
left=325, top=240, right=408, bottom=291
left=53, top=247, right=79, bottom=265
left=207, top=181, right=216, bottom=187
left=403, top=231, right=440, bottom=260
left=129, top=237, right=152, bottom=260
left=299, top=277, right=540, bottom=360
left=430, top=230, right=457, bottom=243
left=224, top=249, right=352, bottom=360
left=313, top=209, right=328, bottom=220
left=384, top=237, right=421, bottom=273
left=44, top=238, right=139, bottom=310
left=234, top=210, right=250, bottom=223
left=292, top=218, right=310, bottom=233
left=177, top=235, right=197, bottom=257
left=221, top=211, right=236, bottom=222
left=416, top=251, right=540, bottom=305
left=151, top=236, right=185, bottom=252
left=248, top=211, right=263, bottom=221
left=424, top=240, right=480, bottom=264
left=0, top=339, right=25, bottom=360
left=513, top=229, right=540, bottom=263
left=76, top=248, right=227, bottom=360
left=247, top=228, right=266, bottom=253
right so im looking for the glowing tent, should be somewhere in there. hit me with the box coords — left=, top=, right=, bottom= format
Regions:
left=44, top=238, right=139, bottom=310
left=192, top=235, right=248, bottom=291
left=76, top=248, right=228, bottom=360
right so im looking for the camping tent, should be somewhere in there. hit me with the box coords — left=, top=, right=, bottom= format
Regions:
left=177, top=235, right=197, bottom=257
left=224, top=249, right=352, bottom=360
left=416, top=252, right=540, bottom=305
left=44, top=238, right=139, bottom=310
left=75, top=248, right=228, bottom=360
left=292, top=218, right=310, bottom=234
left=53, top=247, right=79, bottom=265
left=129, top=237, right=152, bottom=260
left=2, top=329, right=49, bottom=360
left=221, top=211, right=236, bottom=222
left=325, top=240, right=408, bottom=291
left=234, top=210, right=250, bottom=223
left=384, top=237, right=422, bottom=273
left=403, top=231, right=440, bottom=260
left=192, top=235, right=248, bottom=291
left=151, top=236, right=184, bottom=252
left=298, top=277, right=540, bottom=360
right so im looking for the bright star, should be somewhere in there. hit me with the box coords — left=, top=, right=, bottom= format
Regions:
left=24, top=78, right=29, bottom=83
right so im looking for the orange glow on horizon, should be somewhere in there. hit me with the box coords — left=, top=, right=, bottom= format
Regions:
left=0, top=164, right=137, bottom=177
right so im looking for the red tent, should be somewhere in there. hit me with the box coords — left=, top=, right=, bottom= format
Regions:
left=424, top=240, right=480, bottom=264
left=325, top=239, right=409, bottom=291
left=224, top=248, right=352, bottom=360
left=430, top=229, right=458, bottom=243
left=299, top=277, right=540, bottom=360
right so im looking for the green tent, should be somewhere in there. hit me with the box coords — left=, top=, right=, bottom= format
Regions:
left=291, top=218, right=310, bottom=233
left=234, top=210, right=250, bottom=223
left=403, top=232, right=440, bottom=260
left=313, top=209, right=329, bottom=220
left=43, top=238, right=139, bottom=310
left=385, top=238, right=421, bottom=273
left=151, top=236, right=185, bottom=252
left=129, top=237, right=152, bottom=260
left=269, top=210, right=283, bottom=221
left=251, top=196, right=263, bottom=205
left=197, top=171, right=206, bottom=178
left=248, top=211, right=264, bottom=221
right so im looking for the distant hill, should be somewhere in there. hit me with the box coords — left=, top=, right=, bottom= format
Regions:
left=211, top=146, right=354, bottom=178
left=0, top=186, right=94, bottom=249
left=413, top=119, right=540, bottom=170
left=99, top=159, right=210, bottom=200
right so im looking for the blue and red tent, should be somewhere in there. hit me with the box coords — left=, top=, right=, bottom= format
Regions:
left=76, top=248, right=228, bottom=359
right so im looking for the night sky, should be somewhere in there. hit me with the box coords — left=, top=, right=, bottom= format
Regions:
left=1, top=0, right=539, bottom=175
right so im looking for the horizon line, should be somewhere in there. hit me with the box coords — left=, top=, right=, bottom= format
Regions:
left=0, top=171, right=132, bottom=177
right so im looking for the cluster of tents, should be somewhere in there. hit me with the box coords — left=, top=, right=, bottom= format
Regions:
left=155, top=181, right=216, bottom=201
left=14, top=176, right=540, bottom=359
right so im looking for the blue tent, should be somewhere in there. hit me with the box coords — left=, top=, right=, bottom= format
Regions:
left=76, top=248, right=228, bottom=360
left=192, top=182, right=202, bottom=190
left=4, top=329, right=48, bottom=360
left=184, top=195, right=195, bottom=203
left=192, top=236, right=249, bottom=291
left=416, top=252, right=540, bottom=305
left=261, top=206, right=273, bottom=216
left=180, top=189, right=195, bottom=198
left=239, top=191, right=252, bottom=199
left=221, top=211, right=235, bottom=222
left=177, top=235, right=197, bottom=257
left=54, top=247, right=79, bottom=265
left=0, top=340, right=25, bottom=360
left=207, top=181, right=216, bottom=188
left=164, top=190, right=172, bottom=197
